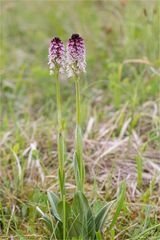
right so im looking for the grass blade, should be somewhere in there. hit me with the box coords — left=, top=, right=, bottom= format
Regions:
left=109, top=181, right=126, bottom=230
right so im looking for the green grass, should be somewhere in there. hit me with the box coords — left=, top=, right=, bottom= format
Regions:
left=1, top=0, right=160, bottom=239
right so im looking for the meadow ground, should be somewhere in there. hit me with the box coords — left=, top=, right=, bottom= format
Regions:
left=0, top=0, right=160, bottom=239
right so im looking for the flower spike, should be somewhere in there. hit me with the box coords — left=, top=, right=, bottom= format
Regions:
left=67, top=34, right=86, bottom=77
left=48, top=37, right=65, bottom=75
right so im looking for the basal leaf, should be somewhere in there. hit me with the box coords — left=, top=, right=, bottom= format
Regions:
left=47, top=191, right=61, bottom=222
left=72, top=191, right=95, bottom=240
left=57, top=200, right=71, bottom=225
left=36, top=206, right=53, bottom=232
left=95, top=200, right=115, bottom=232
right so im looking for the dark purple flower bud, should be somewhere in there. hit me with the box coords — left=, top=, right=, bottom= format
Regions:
left=67, top=34, right=86, bottom=77
left=48, top=37, right=65, bottom=75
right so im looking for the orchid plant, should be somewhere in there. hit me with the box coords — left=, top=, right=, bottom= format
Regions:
left=67, top=34, right=86, bottom=193
left=37, top=34, right=126, bottom=240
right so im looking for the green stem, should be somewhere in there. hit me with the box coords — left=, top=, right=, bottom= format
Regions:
left=63, top=194, right=66, bottom=240
left=56, top=71, right=62, bottom=132
left=74, top=75, right=85, bottom=192
left=75, top=76, right=81, bottom=126
left=55, top=71, right=66, bottom=239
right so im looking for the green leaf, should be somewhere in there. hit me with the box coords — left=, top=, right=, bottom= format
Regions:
left=13, top=143, right=19, bottom=154
left=36, top=207, right=53, bottom=232
left=109, top=181, right=126, bottom=230
left=72, top=191, right=95, bottom=240
left=73, top=152, right=83, bottom=192
left=32, top=149, right=39, bottom=160
left=57, top=133, right=65, bottom=197
left=42, top=215, right=53, bottom=232
left=87, top=203, right=95, bottom=240
left=47, top=191, right=61, bottom=222
left=75, top=126, right=83, bottom=159
left=96, top=231, right=103, bottom=240
left=54, top=221, right=63, bottom=240
left=95, top=200, right=115, bottom=232
left=72, top=191, right=88, bottom=237
left=74, top=126, right=85, bottom=192
left=132, top=223, right=160, bottom=240
left=57, top=200, right=71, bottom=225
left=67, top=216, right=83, bottom=239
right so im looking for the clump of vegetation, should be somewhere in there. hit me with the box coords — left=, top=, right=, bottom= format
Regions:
left=1, top=1, right=160, bottom=239
left=36, top=34, right=126, bottom=239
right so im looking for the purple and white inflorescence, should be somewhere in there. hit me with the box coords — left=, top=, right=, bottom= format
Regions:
left=48, top=37, right=65, bottom=75
left=67, top=34, right=86, bottom=77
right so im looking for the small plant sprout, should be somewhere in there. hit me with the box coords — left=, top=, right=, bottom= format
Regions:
left=48, top=37, right=66, bottom=239
left=67, top=34, right=86, bottom=192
